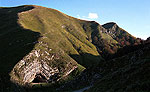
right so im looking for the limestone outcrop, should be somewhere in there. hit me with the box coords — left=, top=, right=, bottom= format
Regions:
left=10, top=40, right=77, bottom=85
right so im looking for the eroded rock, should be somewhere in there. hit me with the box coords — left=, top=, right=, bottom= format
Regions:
left=10, top=40, right=78, bottom=85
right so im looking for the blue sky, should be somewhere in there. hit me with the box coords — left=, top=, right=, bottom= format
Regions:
left=0, top=0, right=150, bottom=39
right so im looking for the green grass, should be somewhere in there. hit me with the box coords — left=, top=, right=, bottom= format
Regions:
left=18, top=5, right=102, bottom=68
left=0, top=5, right=147, bottom=92
left=101, top=33, right=118, bottom=44
left=0, top=5, right=103, bottom=92
left=0, top=5, right=103, bottom=73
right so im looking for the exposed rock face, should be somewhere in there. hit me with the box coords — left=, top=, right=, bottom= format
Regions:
left=18, top=58, right=59, bottom=83
left=146, top=37, right=150, bottom=43
left=102, top=22, right=137, bottom=42
left=10, top=40, right=77, bottom=85
left=102, top=22, right=119, bottom=38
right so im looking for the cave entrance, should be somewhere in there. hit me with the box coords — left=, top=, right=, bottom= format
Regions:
left=32, top=73, right=47, bottom=83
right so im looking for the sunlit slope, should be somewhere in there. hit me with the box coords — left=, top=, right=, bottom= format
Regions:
left=0, top=5, right=103, bottom=77
left=18, top=5, right=103, bottom=68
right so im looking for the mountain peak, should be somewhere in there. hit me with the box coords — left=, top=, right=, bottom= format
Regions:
left=102, top=22, right=117, bottom=29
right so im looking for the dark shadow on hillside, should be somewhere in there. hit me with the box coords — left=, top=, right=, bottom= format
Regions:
left=111, top=41, right=150, bottom=59
left=59, top=41, right=150, bottom=92
left=56, top=54, right=104, bottom=92
left=0, top=6, right=42, bottom=92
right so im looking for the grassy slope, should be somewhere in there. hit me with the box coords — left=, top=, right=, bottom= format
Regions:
left=0, top=5, right=104, bottom=91
left=0, top=5, right=103, bottom=92
left=0, top=5, right=103, bottom=73
left=1, top=5, right=147, bottom=92
left=18, top=5, right=103, bottom=68
left=0, top=5, right=43, bottom=92
left=0, top=5, right=39, bottom=74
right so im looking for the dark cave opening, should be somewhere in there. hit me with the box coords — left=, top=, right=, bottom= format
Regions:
left=32, top=73, right=47, bottom=83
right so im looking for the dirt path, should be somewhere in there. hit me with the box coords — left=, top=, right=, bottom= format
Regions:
left=73, top=86, right=92, bottom=92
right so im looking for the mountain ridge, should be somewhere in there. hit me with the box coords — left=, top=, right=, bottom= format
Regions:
left=0, top=5, right=149, bottom=92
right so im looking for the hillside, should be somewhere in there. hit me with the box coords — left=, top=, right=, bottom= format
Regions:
left=87, top=41, right=150, bottom=92
left=0, top=5, right=148, bottom=92
left=0, top=5, right=104, bottom=91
